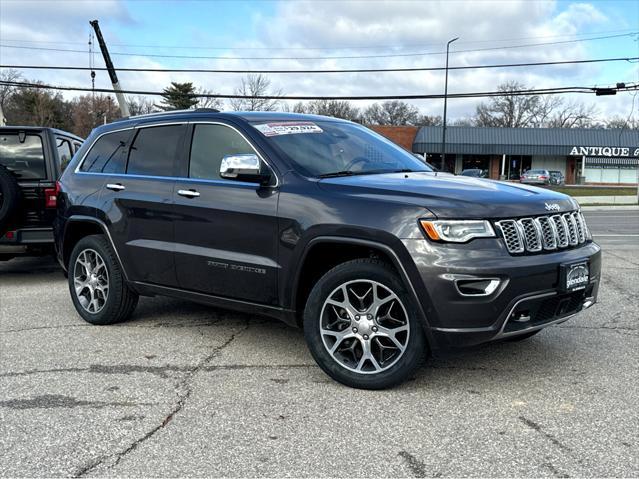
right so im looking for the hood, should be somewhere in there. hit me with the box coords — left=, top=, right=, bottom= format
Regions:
left=317, top=171, right=578, bottom=219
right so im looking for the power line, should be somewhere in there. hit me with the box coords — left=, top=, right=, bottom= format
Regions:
left=2, top=56, right=636, bottom=75
left=0, top=32, right=635, bottom=61
left=1, top=28, right=636, bottom=51
left=0, top=79, right=635, bottom=101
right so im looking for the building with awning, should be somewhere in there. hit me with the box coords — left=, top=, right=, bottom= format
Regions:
left=410, top=126, right=638, bottom=185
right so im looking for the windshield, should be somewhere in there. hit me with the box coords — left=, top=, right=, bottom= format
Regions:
left=250, top=120, right=432, bottom=177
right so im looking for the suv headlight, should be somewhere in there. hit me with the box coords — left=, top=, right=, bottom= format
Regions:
left=420, top=219, right=496, bottom=243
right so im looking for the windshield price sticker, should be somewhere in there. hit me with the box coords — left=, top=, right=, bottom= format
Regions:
left=254, top=122, right=323, bottom=137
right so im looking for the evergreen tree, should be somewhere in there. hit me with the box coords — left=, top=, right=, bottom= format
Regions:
left=157, top=82, right=199, bottom=111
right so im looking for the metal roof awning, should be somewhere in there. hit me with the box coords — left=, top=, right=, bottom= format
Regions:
left=584, top=157, right=639, bottom=168
left=413, top=126, right=639, bottom=156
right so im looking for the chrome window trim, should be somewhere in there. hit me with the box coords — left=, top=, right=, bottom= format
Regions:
left=74, top=122, right=188, bottom=175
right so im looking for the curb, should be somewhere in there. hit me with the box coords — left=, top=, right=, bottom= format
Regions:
left=580, top=205, right=639, bottom=211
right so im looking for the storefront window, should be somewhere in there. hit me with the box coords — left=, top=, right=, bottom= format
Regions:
left=506, top=155, right=532, bottom=180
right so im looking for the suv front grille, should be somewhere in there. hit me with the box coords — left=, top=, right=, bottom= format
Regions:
left=495, top=211, right=589, bottom=255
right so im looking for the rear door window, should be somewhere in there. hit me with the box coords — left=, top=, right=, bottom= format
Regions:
left=80, top=130, right=132, bottom=174
left=56, top=137, right=74, bottom=173
left=0, top=133, right=46, bottom=179
left=127, top=125, right=186, bottom=177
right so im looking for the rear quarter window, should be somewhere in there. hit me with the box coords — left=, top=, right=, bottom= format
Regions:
left=0, top=133, right=46, bottom=180
left=80, top=130, right=131, bottom=174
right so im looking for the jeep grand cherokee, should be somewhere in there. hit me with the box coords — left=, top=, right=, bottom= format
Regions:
left=54, top=110, right=600, bottom=389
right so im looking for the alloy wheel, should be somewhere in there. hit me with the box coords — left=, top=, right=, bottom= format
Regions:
left=320, top=279, right=410, bottom=374
left=73, top=248, right=109, bottom=314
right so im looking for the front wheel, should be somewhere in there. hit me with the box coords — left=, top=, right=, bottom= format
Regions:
left=68, top=235, right=138, bottom=325
left=303, top=259, right=426, bottom=389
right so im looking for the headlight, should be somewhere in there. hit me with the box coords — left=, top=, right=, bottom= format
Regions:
left=420, top=219, right=496, bottom=243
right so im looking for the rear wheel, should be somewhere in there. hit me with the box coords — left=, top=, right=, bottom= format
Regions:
left=68, top=235, right=138, bottom=325
left=303, top=258, right=426, bottom=389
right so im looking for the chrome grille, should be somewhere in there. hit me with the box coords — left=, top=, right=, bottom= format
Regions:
left=518, top=218, right=542, bottom=252
left=535, top=216, right=557, bottom=250
left=496, top=210, right=589, bottom=254
left=550, top=215, right=569, bottom=247
left=496, top=220, right=524, bottom=253
left=563, top=213, right=578, bottom=245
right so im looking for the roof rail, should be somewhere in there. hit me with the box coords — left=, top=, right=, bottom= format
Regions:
left=118, top=108, right=221, bottom=121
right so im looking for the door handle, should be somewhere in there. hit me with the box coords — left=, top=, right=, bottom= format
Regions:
left=177, top=189, right=200, bottom=198
left=106, top=183, right=125, bottom=191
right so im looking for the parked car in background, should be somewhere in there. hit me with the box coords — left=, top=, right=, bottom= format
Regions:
left=520, top=169, right=551, bottom=185
left=460, top=168, right=488, bottom=178
left=0, top=127, right=82, bottom=261
left=412, top=153, right=440, bottom=171
left=549, top=171, right=565, bottom=185
left=55, top=111, right=599, bottom=389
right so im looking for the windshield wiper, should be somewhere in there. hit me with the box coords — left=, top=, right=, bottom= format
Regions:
left=318, top=168, right=423, bottom=179
left=317, top=170, right=358, bottom=178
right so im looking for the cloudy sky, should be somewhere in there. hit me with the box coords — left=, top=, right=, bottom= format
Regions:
left=1, top=0, right=637, bottom=121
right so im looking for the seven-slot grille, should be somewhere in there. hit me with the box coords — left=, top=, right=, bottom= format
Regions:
left=496, top=211, right=588, bottom=254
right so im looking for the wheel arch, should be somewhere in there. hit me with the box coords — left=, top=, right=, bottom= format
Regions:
left=62, top=216, right=128, bottom=280
left=291, top=236, right=433, bottom=344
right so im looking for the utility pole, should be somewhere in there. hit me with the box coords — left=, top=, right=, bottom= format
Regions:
left=440, top=36, right=459, bottom=172
left=0, top=104, right=6, bottom=126
left=89, top=20, right=130, bottom=118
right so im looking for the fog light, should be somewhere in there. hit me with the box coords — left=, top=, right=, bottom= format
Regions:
left=455, top=278, right=501, bottom=297
left=582, top=297, right=595, bottom=309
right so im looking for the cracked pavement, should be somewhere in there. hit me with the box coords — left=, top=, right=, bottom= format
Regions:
left=1, top=209, right=638, bottom=477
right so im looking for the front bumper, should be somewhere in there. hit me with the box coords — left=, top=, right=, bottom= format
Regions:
left=402, top=237, right=601, bottom=349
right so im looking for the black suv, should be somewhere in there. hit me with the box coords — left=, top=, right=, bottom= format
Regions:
left=0, top=127, right=82, bottom=260
left=55, top=111, right=600, bottom=389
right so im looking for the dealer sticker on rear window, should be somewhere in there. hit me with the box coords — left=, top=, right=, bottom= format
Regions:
left=253, top=122, right=323, bottom=137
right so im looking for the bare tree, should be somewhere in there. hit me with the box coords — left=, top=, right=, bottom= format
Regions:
left=127, top=95, right=157, bottom=116
left=547, top=100, right=597, bottom=128
left=71, top=94, right=120, bottom=137
left=361, top=100, right=420, bottom=125
left=604, top=115, right=639, bottom=130
left=4, top=84, right=71, bottom=130
left=473, top=81, right=548, bottom=127
left=0, top=69, right=23, bottom=112
left=473, top=81, right=600, bottom=128
left=415, top=114, right=442, bottom=126
left=304, top=100, right=360, bottom=121
left=230, top=74, right=282, bottom=111
left=196, top=88, right=224, bottom=111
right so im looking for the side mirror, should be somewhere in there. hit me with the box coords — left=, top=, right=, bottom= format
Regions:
left=220, top=154, right=270, bottom=184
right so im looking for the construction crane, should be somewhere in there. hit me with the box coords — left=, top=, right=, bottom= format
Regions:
left=89, top=20, right=130, bottom=117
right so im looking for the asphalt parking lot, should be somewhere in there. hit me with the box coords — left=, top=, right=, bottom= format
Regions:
left=1, top=208, right=637, bottom=477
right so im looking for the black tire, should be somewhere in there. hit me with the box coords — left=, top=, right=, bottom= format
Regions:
left=0, top=165, right=22, bottom=235
left=504, top=329, right=542, bottom=342
left=303, top=258, right=426, bottom=389
left=68, top=234, right=138, bottom=325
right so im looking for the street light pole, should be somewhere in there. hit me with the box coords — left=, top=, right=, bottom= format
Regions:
left=441, top=36, right=459, bottom=171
